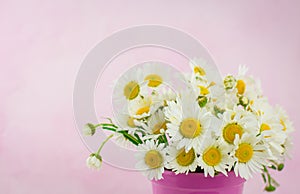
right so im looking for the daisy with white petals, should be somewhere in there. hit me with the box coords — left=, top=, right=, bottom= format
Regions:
left=135, top=140, right=166, bottom=180
left=166, top=143, right=198, bottom=174
left=219, top=108, right=258, bottom=145
left=198, top=137, right=234, bottom=177
left=144, top=110, right=168, bottom=135
left=165, top=90, right=213, bottom=151
left=128, top=96, right=156, bottom=119
left=233, top=134, right=269, bottom=179
left=142, top=63, right=170, bottom=88
left=113, top=68, right=143, bottom=104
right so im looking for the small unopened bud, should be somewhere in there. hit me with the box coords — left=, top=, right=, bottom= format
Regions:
left=83, top=123, right=96, bottom=136
left=86, top=153, right=102, bottom=170
left=239, top=96, right=249, bottom=107
left=198, top=96, right=208, bottom=108
left=224, top=75, right=236, bottom=90
left=277, top=163, right=284, bottom=171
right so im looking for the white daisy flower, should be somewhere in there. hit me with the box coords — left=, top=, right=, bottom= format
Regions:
left=257, top=110, right=286, bottom=158
left=86, top=154, right=102, bottom=170
left=142, top=62, right=170, bottom=88
left=166, top=143, right=198, bottom=174
left=135, top=140, right=166, bottom=180
left=219, top=108, right=259, bottom=145
left=275, top=105, right=294, bottom=134
left=115, top=111, right=140, bottom=132
left=165, top=90, right=214, bottom=151
left=189, top=76, right=216, bottom=106
left=235, top=65, right=262, bottom=101
left=233, top=134, right=269, bottom=179
left=189, top=58, right=209, bottom=77
left=198, top=136, right=234, bottom=177
left=143, top=110, right=167, bottom=135
left=112, top=67, right=143, bottom=105
left=128, top=95, right=160, bottom=119
left=282, top=136, right=293, bottom=159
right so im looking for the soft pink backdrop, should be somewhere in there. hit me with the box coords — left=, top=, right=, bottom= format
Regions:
left=1, top=1, right=299, bottom=193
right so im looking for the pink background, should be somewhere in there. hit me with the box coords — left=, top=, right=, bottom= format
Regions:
left=1, top=0, right=299, bottom=193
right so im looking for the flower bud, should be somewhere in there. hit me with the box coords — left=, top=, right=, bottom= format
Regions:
left=86, top=153, right=102, bottom=170
left=198, top=96, right=208, bottom=108
left=239, top=96, right=249, bottom=107
left=277, top=163, right=284, bottom=171
left=83, top=123, right=96, bottom=136
left=224, top=75, right=236, bottom=90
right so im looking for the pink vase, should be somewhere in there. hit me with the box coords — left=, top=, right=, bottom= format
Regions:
left=151, top=170, right=246, bottom=194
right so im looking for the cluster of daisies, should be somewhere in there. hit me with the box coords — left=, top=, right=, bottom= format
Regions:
left=84, top=60, right=293, bottom=192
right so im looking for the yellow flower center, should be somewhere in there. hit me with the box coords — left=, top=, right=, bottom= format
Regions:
left=176, top=148, right=195, bottom=166
left=236, top=80, right=246, bottom=95
left=124, top=81, right=140, bottom=100
left=203, top=147, right=222, bottom=166
left=223, top=123, right=243, bottom=144
left=180, top=118, right=202, bottom=138
left=194, top=66, right=206, bottom=76
left=198, top=86, right=210, bottom=95
left=144, top=150, right=163, bottom=169
left=280, top=119, right=287, bottom=131
left=145, top=74, right=163, bottom=87
left=260, top=123, right=271, bottom=132
left=152, top=122, right=167, bottom=134
left=136, top=106, right=150, bottom=115
left=127, top=117, right=136, bottom=128
left=235, top=143, right=253, bottom=163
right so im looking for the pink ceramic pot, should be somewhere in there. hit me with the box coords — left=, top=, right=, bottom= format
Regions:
left=151, top=170, right=246, bottom=194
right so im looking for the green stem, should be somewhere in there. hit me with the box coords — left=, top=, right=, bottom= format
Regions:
left=94, top=122, right=141, bottom=146
left=101, top=126, right=117, bottom=132
left=96, top=134, right=114, bottom=155
left=95, top=123, right=118, bottom=129
left=162, top=133, right=169, bottom=146
left=119, top=131, right=140, bottom=146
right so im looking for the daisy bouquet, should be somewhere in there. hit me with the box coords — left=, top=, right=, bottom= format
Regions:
left=83, top=60, right=293, bottom=192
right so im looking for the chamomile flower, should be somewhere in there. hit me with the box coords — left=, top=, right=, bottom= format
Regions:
left=235, top=65, right=262, bottom=101
left=144, top=110, right=168, bottom=135
left=112, top=67, right=143, bottom=103
left=275, top=105, right=294, bottom=134
left=233, top=134, right=269, bottom=179
left=257, top=112, right=287, bottom=159
left=166, top=143, right=198, bottom=174
left=165, top=90, right=213, bottom=151
left=135, top=140, right=166, bottom=180
left=198, top=137, right=234, bottom=177
left=282, top=136, right=293, bottom=159
left=190, top=77, right=215, bottom=104
left=115, top=111, right=140, bottom=132
left=219, top=108, right=258, bottom=145
left=142, top=62, right=170, bottom=88
left=128, top=95, right=159, bottom=119
left=189, top=58, right=209, bottom=77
